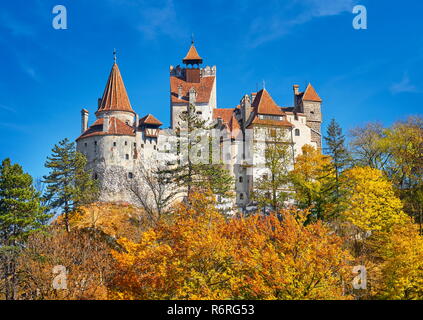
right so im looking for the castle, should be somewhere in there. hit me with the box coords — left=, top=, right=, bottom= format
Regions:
left=76, top=43, right=323, bottom=212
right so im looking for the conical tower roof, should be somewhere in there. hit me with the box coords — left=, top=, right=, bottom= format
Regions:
left=302, top=83, right=322, bottom=102
left=183, top=43, right=203, bottom=65
left=97, top=63, right=134, bottom=114
left=252, top=89, right=285, bottom=116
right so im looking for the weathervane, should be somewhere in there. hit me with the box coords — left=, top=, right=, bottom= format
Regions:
left=262, top=80, right=266, bottom=90
left=191, top=33, right=195, bottom=44
left=113, top=48, right=117, bottom=64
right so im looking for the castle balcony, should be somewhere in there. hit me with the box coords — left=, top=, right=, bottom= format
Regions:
left=144, top=128, right=160, bottom=138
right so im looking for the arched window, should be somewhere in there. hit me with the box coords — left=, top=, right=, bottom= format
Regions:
left=128, top=172, right=133, bottom=179
left=125, top=154, right=129, bottom=160
left=113, top=142, right=116, bottom=147
left=295, top=129, right=300, bottom=136
left=239, top=177, right=243, bottom=183
left=240, top=193, right=244, bottom=200
left=94, top=173, right=98, bottom=180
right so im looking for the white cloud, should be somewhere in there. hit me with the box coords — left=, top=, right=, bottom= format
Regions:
left=390, top=74, right=417, bottom=94
left=107, top=0, right=186, bottom=40
left=246, top=0, right=358, bottom=47
left=0, top=104, right=17, bottom=113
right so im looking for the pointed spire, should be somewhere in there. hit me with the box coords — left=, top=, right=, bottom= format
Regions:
left=252, top=89, right=285, bottom=116
left=302, top=83, right=322, bottom=102
left=183, top=41, right=203, bottom=65
left=113, top=48, right=117, bottom=64
left=97, top=62, right=134, bottom=114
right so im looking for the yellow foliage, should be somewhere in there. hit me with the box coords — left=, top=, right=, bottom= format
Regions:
left=340, top=167, right=408, bottom=232
left=110, top=193, right=353, bottom=300
left=368, top=221, right=423, bottom=299
left=68, top=202, right=148, bottom=241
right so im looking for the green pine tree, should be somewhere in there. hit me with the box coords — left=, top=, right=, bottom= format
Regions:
left=43, top=138, right=98, bottom=232
left=323, top=119, right=351, bottom=218
left=0, top=158, right=49, bottom=300
left=161, top=104, right=233, bottom=203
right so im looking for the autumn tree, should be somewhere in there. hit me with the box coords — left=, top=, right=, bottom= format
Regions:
left=130, top=163, right=178, bottom=225
left=0, top=158, right=49, bottom=300
left=365, top=220, right=423, bottom=299
left=339, top=167, right=408, bottom=233
left=18, top=227, right=114, bottom=300
left=110, top=192, right=237, bottom=300
left=43, top=138, right=99, bottom=232
left=349, top=122, right=389, bottom=170
left=382, top=117, right=423, bottom=232
left=290, top=145, right=336, bottom=221
left=252, top=129, right=292, bottom=212
left=111, top=192, right=353, bottom=300
left=228, top=209, right=353, bottom=300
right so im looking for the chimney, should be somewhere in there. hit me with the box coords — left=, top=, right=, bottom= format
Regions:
left=178, top=85, right=183, bottom=100
left=293, top=84, right=300, bottom=95
left=81, top=109, right=89, bottom=133
left=134, top=114, right=139, bottom=130
left=189, top=87, right=197, bottom=105
left=241, top=94, right=252, bottom=129
left=293, top=85, right=300, bottom=107
left=251, top=92, right=257, bottom=104
left=103, top=115, right=110, bottom=132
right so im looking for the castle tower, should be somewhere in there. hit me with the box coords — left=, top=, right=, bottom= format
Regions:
left=169, top=41, right=217, bottom=129
left=293, top=83, right=322, bottom=149
left=76, top=57, right=139, bottom=204
left=96, top=61, right=136, bottom=126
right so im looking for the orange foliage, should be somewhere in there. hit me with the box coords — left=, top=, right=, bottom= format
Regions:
left=110, top=193, right=353, bottom=300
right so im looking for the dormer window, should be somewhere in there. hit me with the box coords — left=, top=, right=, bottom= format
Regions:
left=295, top=129, right=300, bottom=136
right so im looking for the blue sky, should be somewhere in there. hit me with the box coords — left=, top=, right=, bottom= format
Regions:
left=0, top=0, right=422, bottom=179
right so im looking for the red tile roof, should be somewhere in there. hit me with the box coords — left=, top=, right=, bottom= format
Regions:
left=97, top=63, right=134, bottom=114
left=247, top=118, right=293, bottom=128
left=213, top=108, right=235, bottom=123
left=139, top=114, right=163, bottom=126
left=228, top=113, right=241, bottom=139
left=170, top=76, right=215, bottom=104
left=77, top=117, right=135, bottom=141
left=252, top=89, right=285, bottom=116
left=183, top=44, right=203, bottom=64
left=302, top=83, right=322, bottom=102
left=213, top=108, right=242, bottom=139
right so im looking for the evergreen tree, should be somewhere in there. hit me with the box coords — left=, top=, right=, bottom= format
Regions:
left=323, top=119, right=351, bottom=217
left=324, top=119, right=350, bottom=181
left=0, top=158, right=49, bottom=300
left=160, top=104, right=233, bottom=203
left=43, top=138, right=98, bottom=232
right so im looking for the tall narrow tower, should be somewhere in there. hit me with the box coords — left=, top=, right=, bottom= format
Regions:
left=169, top=41, right=217, bottom=129
left=293, top=83, right=323, bottom=149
